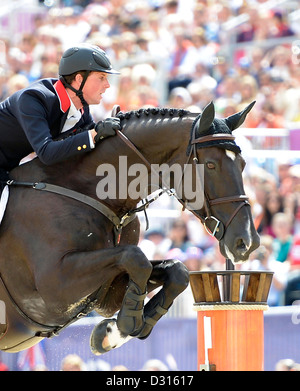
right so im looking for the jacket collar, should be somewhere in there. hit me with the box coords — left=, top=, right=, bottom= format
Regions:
left=54, top=79, right=71, bottom=113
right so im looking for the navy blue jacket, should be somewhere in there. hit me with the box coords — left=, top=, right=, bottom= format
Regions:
left=0, top=78, right=94, bottom=170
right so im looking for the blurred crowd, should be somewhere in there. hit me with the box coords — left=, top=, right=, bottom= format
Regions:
left=0, top=2, right=300, bottom=372
left=1, top=0, right=300, bottom=124
left=1, top=351, right=299, bottom=371
left=0, top=0, right=299, bottom=308
left=0, top=351, right=174, bottom=371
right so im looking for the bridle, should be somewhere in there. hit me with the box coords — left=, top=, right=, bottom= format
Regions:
left=186, top=118, right=250, bottom=241
left=115, top=117, right=250, bottom=242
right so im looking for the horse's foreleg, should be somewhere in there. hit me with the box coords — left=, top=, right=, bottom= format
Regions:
left=137, top=259, right=189, bottom=340
left=115, top=249, right=152, bottom=337
left=90, top=258, right=188, bottom=355
left=89, top=246, right=153, bottom=355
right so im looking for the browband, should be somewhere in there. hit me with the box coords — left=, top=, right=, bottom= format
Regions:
left=191, top=133, right=236, bottom=145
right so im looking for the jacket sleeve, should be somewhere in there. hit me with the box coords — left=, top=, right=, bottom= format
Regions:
left=14, top=90, right=94, bottom=165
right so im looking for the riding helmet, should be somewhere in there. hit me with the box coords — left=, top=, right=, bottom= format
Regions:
left=59, top=43, right=119, bottom=76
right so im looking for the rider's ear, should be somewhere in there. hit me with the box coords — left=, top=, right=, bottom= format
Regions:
left=199, top=101, right=215, bottom=132
left=74, top=72, right=84, bottom=86
left=225, top=101, right=256, bottom=131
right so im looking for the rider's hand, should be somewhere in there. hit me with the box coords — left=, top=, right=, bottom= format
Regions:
left=94, top=117, right=121, bottom=143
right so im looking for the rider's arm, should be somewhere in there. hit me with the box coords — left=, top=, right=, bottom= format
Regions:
left=15, top=92, right=94, bottom=165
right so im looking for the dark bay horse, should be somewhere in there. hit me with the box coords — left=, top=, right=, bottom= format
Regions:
left=0, top=101, right=259, bottom=354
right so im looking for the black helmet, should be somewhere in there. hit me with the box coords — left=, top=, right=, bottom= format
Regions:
left=59, top=43, right=119, bottom=106
left=59, top=43, right=119, bottom=76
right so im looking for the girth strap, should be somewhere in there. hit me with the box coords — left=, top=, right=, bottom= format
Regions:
left=7, top=180, right=136, bottom=246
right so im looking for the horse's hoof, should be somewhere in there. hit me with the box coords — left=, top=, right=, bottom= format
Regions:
left=89, top=318, right=133, bottom=355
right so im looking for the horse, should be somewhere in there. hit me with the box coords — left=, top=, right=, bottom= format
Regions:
left=0, top=101, right=259, bottom=355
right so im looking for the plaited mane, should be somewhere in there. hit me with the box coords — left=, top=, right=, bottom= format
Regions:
left=116, top=105, right=243, bottom=155
left=117, top=107, right=188, bottom=121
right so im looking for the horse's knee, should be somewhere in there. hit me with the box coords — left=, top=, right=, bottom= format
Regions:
left=135, top=260, right=189, bottom=341
left=166, top=259, right=189, bottom=293
left=120, top=245, right=152, bottom=283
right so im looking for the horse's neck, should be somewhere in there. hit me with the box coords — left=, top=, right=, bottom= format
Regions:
left=121, top=113, right=193, bottom=165
left=13, top=112, right=195, bottom=216
left=88, top=112, right=194, bottom=214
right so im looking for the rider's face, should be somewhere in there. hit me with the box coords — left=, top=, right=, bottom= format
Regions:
left=81, top=71, right=110, bottom=105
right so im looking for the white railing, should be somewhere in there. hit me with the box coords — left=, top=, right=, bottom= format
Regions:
left=0, top=0, right=43, bottom=42
left=235, top=127, right=300, bottom=159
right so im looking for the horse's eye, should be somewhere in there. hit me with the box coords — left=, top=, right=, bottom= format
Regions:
left=206, top=162, right=215, bottom=169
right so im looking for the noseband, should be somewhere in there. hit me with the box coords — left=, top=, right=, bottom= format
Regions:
left=188, top=128, right=250, bottom=241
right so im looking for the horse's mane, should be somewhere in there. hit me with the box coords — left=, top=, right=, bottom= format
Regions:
left=117, top=107, right=189, bottom=121
left=116, top=106, right=241, bottom=154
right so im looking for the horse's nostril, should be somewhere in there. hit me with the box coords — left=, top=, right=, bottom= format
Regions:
left=236, top=238, right=247, bottom=252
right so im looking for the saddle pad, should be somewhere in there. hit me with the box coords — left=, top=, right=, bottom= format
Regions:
left=0, top=185, right=9, bottom=225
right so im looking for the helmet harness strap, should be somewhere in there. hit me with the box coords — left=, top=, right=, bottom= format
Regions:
left=60, top=70, right=91, bottom=107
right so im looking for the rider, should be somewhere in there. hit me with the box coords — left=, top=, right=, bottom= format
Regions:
left=0, top=43, right=121, bottom=196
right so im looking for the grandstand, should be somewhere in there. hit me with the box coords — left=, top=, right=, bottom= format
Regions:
left=0, top=0, right=299, bottom=371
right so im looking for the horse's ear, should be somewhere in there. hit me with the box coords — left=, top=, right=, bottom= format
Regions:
left=225, top=101, right=256, bottom=131
left=199, top=101, right=215, bottom=132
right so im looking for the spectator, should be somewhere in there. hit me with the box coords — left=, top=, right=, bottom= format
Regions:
left=269, top=11, right=295, bottom=38
left=275, top=359, right=298, bottom=371
left=143, top=228, right=171, bottom=257
left=61, top=354, right=85, bottom=371
left=289, top=235, right=300, bottom=270
left=168, top=86, right=192, bottom=109
left=256, top=191, right=284, bottom=237
left=272, top=212, right=294, bottom=263
left=180, top=27, right=217, bottom=72
left=141, top=358, right=169, bottom=371
left=0, top=360, right=9, bottom=371
left=112, top=364, right=129, bottom=371
left=238, top=74, right=258, bottom=110
left=183, top=246, right=204, bottom=272
left=6, top=74, right=29, bottom=96
left=31, top=364, right=48, bottom=371
left=167, top=27, right=193, bottom=94
left=167, top=219, right=193, bottom=252
left=284, top=234, right=300, bottom=305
